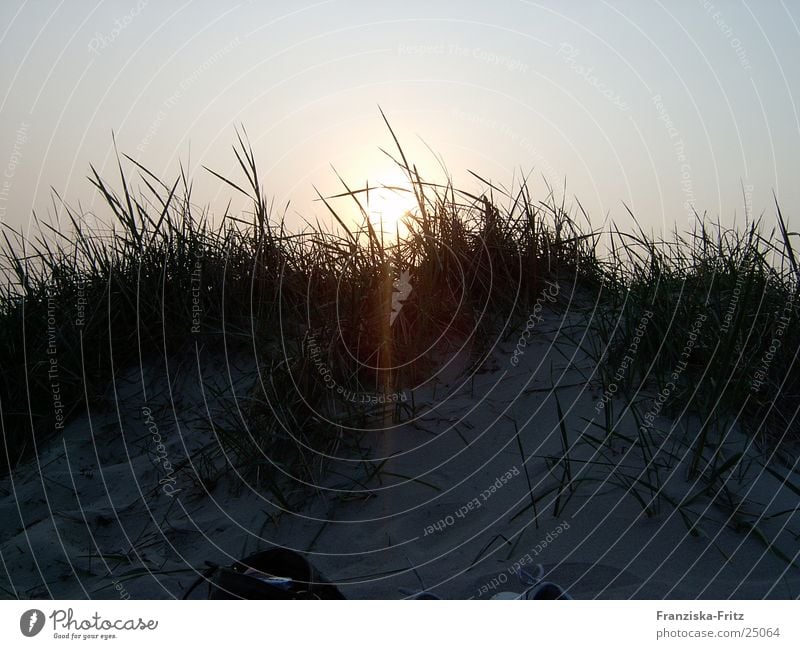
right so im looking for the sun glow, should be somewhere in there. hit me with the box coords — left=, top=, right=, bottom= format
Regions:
left=364, top=175, right=418, bottom=239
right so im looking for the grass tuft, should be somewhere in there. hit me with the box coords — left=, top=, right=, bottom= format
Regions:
left=1, top=122, right=799, bottom=535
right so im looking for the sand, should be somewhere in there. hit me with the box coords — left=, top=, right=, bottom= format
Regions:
left=1, top=303, right=798, bottom=599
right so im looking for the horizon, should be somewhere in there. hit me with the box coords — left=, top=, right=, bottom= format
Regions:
left=1, top=1, right=799, bottom=240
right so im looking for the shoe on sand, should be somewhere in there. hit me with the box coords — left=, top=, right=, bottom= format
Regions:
left=490, top=564, right=572, bottom=600
left=185, top=548, right=345, bottom=599
left=522, top=580, right=572, bottom=599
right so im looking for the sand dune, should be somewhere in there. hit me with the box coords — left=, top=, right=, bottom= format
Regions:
left=2, top=303, right=797, bottom=600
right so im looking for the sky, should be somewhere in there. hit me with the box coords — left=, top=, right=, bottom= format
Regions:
left=1, top=0, right=798, bottom=238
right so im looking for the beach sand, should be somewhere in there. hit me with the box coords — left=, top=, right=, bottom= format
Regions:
left=1, top=305, right=798, bottom=600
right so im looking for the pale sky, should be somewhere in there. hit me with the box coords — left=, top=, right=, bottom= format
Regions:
left=1, top=0, right=798, bottom=238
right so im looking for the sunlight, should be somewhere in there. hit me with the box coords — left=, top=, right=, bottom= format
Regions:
left=364, top=173, right=417, bottom=239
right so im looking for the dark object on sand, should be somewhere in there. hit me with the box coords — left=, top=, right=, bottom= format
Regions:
left=184, top=548, right=345, bottom=600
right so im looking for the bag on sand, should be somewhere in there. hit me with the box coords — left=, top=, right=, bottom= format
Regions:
left=184, top=548, right=345, bottom=600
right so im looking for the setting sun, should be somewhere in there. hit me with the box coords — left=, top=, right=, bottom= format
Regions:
left=364, top=172, right=418, bottom=238
left=366, top=187, right=415, bottom=237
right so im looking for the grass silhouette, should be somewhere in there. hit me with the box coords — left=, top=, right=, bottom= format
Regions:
left=1, top=119, right=799, bottom=530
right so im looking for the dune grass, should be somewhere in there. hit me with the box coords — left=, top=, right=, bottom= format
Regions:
left=1, top=122, right=799, bottom=528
